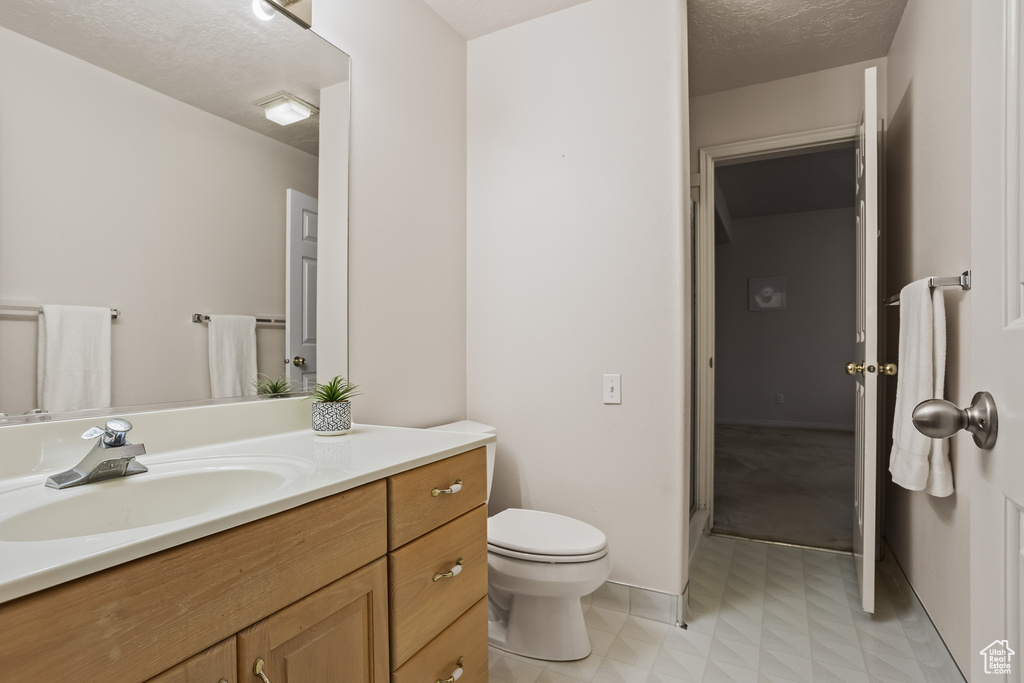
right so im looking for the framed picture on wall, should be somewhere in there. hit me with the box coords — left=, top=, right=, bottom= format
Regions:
left=749, top=276, right=786, bottom=311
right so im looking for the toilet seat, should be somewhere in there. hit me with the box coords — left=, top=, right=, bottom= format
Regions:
left=488, top=509, right=608, bottom=563
left=487, top=543, right=609, bottom=563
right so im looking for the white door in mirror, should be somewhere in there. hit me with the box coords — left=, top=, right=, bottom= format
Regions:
left=286, top=189, right=318, bottom=390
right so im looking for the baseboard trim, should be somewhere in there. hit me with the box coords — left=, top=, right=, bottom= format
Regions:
left=714, top=418, right=855, bottom=432
left=880, top=539, right=967, bottom=679
left=584, top=581, right=686, bottom=628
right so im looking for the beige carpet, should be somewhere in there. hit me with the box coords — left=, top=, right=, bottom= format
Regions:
left=713, top=423, right=854, bottom=551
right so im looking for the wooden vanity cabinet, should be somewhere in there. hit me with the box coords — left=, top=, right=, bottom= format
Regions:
left=1, top=480, right=387, bottom=683
left=145, top=637, right=237, bottom=683
left=0, top=445, right=489, bottom=683
left=235, top=558, right=389, bottom=683
left=391, top=597, right=489, bottom=683
left=386, top=447, right=489, bottom=682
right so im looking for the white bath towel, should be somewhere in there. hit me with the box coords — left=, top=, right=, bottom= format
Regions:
left=208, top=315, right=258, bottom=399
left=37, top=304, right=112, bottom=413
left=889, top=279, right=953, bottom=496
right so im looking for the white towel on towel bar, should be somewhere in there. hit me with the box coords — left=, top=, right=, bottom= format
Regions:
left=37, top=304, right=112, bottom=413
left=208, top=315, right=257, bottom=399
left=889, top=279, right=953, bottom=496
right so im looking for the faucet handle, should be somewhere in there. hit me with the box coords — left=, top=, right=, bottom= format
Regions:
left=82, top=418, right=134, bottom=446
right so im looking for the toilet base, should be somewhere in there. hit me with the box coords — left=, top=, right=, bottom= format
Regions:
left=487, top=594, right=592, bottom=661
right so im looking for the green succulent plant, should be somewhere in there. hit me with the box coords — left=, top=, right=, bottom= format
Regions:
left=252, top=374, right=294, bottom=398
left=311, top=376, right=360, bottom=403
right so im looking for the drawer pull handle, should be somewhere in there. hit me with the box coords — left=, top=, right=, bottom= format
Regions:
left=431, top=478, right=463, bottom=497
left=254, top=657, right=272, bottom=683
left=433, top=557, right=464, bottom=582
left=436, top=656, right=465, bottom=683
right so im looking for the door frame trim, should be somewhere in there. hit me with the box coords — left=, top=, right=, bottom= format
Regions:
left=691, top=124, right=859, bottom=561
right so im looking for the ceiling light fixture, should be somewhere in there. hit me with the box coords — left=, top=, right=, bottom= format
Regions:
left=251, top=0, right=276, bottom=21
left=255, top=92, right=318, bottom=126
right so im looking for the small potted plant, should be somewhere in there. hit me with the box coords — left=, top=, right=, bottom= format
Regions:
left=252, top=374, right=294, bottom=398
left=310, top=376, right=360, bottom=435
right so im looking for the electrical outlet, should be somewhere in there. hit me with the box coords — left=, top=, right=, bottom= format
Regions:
left=775, top=393, right=784, bottom=404
left=604, top=374, right=621, bottom=404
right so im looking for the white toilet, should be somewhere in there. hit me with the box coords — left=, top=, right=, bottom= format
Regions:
left=429, top=421, right=612, bottom=661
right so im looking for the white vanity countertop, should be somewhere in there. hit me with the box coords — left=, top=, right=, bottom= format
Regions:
left=0, top=424, right=494, bottom=604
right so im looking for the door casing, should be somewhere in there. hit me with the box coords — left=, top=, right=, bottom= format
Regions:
left=691, top=124, right=865, bottom=555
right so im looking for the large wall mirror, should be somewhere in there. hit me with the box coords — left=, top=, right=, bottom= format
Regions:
left=0, top=0, right=350, bottom=424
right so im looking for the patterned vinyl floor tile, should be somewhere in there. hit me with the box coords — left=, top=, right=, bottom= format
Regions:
left=487, top=536, right=965, bottom=682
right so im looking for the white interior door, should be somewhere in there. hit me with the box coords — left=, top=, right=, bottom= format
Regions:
left=852, top=66, right=880, bottom=614
left=971, top=2, right=1024, bottom=678
left=285, top=189, right=318, bottom=389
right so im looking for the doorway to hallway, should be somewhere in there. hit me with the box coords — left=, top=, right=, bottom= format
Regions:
left=700, top=144, right=858, bottom=552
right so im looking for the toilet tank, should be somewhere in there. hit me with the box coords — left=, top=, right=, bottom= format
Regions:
left=428, top=420, right=496, bottom=499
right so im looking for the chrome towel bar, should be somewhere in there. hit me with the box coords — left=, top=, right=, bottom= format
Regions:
left=885, top=270, right=971, bottom=306
left=0, top=304, right=120, bottom=319
left=191, top=313, right=285, bottom=325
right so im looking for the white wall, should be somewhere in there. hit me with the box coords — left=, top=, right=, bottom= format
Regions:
left=0, top=26, right=318, bottom=415
left=883, top=0, right=973, bottom=670
left=690, top=58, right=887, bottom=170
left=316, top=80, right=351, bottom=388
left=467, top=0, right=688, bottom=593
left=715, top=208, right=856, bottom=429
left=313, top=1, right=468, bottom=428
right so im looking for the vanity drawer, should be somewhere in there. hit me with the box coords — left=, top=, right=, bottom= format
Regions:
left=388, top=504, right=488, bottom=669
left=391, top=597, right=488, bottom=683
left=387, top=446, right=486, bottom=550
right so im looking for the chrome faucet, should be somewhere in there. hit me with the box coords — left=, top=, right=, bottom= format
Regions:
left=45, top=418, right=148, bottom=489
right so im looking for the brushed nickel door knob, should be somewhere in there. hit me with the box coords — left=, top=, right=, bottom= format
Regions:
left=912, top=391, right=998, bottom=450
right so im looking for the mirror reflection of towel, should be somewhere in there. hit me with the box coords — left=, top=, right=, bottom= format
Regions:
left=208, top=315, right=258, bottom=399
left=37, top=304, right=112, bottom=413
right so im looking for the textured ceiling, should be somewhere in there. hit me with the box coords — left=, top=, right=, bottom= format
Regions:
left=421, top=0, right=592, bottom=40
left=424, top=0, right=907, bottom=97
left=0, top=0, right=349, bottom=155
left=688, top=0, right=907, bottom=96
left=716, top=147, right=856, bottom=221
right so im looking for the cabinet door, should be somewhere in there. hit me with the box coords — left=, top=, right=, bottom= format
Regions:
left=145, top=637, right=236, bottom=683
left=236, top=558, right=388, bottom=683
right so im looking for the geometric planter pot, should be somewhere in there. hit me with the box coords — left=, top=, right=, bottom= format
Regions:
left=311, top=401, right=351, bottom=436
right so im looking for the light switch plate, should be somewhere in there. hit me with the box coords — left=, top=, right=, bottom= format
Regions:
left=604, top=374, right=621, bottom=404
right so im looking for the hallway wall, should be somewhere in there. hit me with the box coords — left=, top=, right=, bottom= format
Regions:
left=715, top=208, right=856, bottom=429
left=690, top=58, right=887, bottom=170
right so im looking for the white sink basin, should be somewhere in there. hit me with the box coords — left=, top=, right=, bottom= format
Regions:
left=0, top=456, right=313, bottom=542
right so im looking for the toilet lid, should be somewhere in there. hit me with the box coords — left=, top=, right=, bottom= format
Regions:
left=487, top=543, right=609, bottom=564
left=488, top=508, right=607, bottom=557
